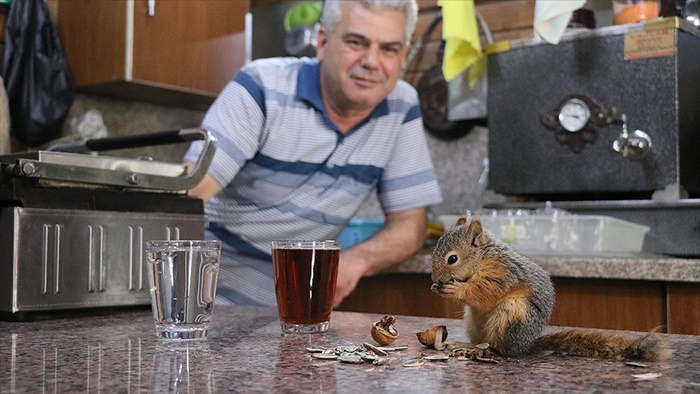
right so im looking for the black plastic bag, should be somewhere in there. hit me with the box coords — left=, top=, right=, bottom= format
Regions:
left=2, top=0, right=74, bottom=147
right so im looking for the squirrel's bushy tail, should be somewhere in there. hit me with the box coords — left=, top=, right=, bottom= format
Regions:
left=533, top=328, right=671, bottom=361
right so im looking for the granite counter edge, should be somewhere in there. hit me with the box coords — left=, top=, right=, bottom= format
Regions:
left=381, top=251, right=700, bottom=283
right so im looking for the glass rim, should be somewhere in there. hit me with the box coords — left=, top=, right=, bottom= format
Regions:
left=145, top=240, right=222, bottom=249
left=271, top=240, right=340, bottom=250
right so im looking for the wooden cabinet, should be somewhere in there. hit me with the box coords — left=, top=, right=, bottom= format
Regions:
left=548, top=278, right=667, bottom=332
left=337, top=274, right=700, bottom=335
left=56, top=0, right=247, bottom=109
left=336, top=274, right=464, bottom=319
left=666, top=282, right=700, bottom=335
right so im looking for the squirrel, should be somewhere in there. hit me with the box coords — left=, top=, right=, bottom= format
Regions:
left=430, top=216, right=669, bottom=361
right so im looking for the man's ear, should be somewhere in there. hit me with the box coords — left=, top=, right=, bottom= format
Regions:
left=401, top=42, right=411, bottom=64
left=316, top=26, right=329, bottom=60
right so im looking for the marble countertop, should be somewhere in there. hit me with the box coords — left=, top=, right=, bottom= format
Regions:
left=1, top=305, right=699, bottom=393
left=386, top=250, right=700, bottom=283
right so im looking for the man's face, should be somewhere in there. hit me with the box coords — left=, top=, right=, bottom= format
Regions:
left=316, top=2, right=409, bottom=114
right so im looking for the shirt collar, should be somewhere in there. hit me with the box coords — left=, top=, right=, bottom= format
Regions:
left=297, top=59, right=324, bottom=111
left=296, top=59, right=390, bottom=120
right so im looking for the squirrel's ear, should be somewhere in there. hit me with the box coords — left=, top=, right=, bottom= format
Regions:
left=466, top=218, right=487, bottom=247
left=456, top=216, right=468, bottom=226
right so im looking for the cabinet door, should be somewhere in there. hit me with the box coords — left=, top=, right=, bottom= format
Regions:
left=131, top=0, right=246, bottom=94
left=57, top=0, right=246, bottom=104
left=57, top=0, right=128, bottom=87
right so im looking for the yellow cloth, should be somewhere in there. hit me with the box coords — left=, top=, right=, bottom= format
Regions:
left=534, top=0, right=586, bottom=44
left=439, top=0, right=482, bottom=82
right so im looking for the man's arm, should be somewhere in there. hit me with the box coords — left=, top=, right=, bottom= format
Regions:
left=333, top=207, right=427, bottom=307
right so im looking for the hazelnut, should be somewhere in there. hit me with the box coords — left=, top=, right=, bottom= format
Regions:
left=371, top=315, right=399, bottom=346
left=416, top=325, right=448, bottom=350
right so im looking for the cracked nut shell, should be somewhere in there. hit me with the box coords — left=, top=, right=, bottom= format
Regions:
left=371, top=315, right=399, bottom=345
left=416, top=325, right=448, bottom=348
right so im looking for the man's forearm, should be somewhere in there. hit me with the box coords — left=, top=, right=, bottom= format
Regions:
left=341, top=207, right=427, bottom=276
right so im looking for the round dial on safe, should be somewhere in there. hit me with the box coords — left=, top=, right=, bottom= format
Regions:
left=558, top=98, right=591, bottom=132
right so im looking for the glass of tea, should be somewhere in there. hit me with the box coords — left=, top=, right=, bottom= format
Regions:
left=271, top=240, right=340, bottom=333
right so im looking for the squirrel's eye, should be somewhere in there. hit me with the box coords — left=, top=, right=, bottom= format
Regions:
left=447, top=254, right=458, bottom=265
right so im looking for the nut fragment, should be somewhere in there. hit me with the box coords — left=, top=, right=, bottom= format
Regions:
left=453, top=342, right=499, bottom=364
left=416, top=325, right=448, bottom=350
left=338, top=354, right=364, bottom=364
left=423, top=354, right=449, bottom=362
left=311, top=352, right=339, bottom=360
left=362, top=342, right=389, bottom=356
left=378, top=345, right=408, bottom=352
left=371, top=315, right=399, bottom=345
left=305, top=345, right=327, bottom=353
left=402, top=357, right=425, bottom=368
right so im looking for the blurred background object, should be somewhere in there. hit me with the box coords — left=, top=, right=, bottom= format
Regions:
left=682, top=0, right=699, bottom=25
left=69, top=109, right=108, bottom=140
left=0, top=76, right=9, bottom=155
left=612, top=0, right=661, bottom=25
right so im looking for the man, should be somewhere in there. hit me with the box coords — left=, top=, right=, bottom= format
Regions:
left=185, top=0, right=442, bottom=307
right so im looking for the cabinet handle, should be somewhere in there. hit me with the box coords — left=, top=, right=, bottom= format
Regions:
left=147, top=0, right=155, bottom=17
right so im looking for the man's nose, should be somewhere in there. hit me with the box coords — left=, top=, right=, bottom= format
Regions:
left=361, top=44, right=380, bottom=68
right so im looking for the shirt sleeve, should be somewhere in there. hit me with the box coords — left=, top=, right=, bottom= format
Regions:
left=184, top=71, right=267, bottom=188
left=377, top=89, right=443, bottom=213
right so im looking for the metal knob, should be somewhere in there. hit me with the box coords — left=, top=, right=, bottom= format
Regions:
left=20, top=162, right=37, bottom=176
left=612, top=114, right=652, bottom=161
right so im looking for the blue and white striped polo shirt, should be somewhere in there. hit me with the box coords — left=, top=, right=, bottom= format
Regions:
left=185, top=57, right=442, bottom=257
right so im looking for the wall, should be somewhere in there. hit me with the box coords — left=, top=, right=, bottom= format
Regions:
left=63, top=93, right=205, bottom=164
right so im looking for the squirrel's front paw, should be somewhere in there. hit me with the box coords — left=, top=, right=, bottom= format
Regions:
left=431, top=281, right=458, bottom=296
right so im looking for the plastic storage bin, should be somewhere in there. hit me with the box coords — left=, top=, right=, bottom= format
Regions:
left=337, top=218, right=384, bottom=250
left=438, top=214, right=649, bottom=254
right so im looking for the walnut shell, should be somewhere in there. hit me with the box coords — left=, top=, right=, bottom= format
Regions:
left=416, top=325, right=448, bottom=349
left=371, top=315, right=399, bottom=346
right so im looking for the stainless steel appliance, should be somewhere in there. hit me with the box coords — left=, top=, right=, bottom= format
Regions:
left=0, top=128, right=216, bottom=320
left=485, top=18, right=700, bottom=256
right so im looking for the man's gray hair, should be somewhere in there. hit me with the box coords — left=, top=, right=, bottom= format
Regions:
left=321, top=0, right=418, bottom=43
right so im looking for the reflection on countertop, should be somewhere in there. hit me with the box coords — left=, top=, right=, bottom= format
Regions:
left=1, top=305, right=700, bottom=393
left=387, top=250, right=700, bottom=283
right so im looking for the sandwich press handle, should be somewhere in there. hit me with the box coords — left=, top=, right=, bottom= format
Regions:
left=178, top=128, right=217, bottom=190
left=50, top=128, right=206, bottom=152
left=104, top=128, right=218, bottom=191
left=21, top=128, right=217, bottom=191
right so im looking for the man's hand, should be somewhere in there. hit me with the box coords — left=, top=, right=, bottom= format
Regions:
left=185, top=167, right=222, bottom=204
left=331, top=208, right=427, bottom=308
left=333, top=253, right=367, bottom=307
